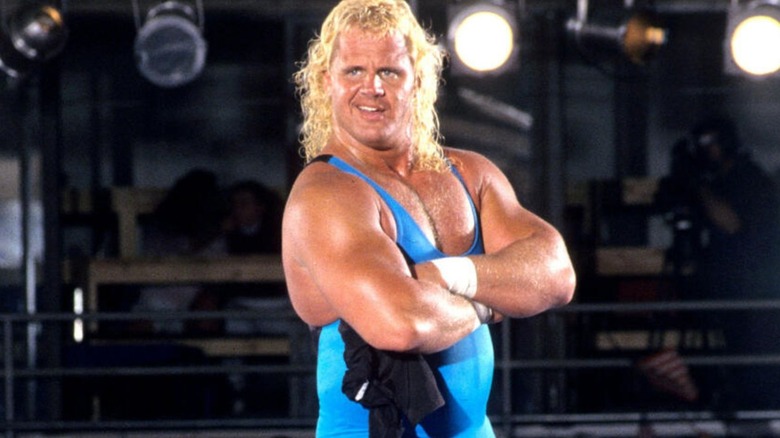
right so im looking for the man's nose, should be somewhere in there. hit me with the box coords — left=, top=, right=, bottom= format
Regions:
left=361, top=74, right=385, bottom=96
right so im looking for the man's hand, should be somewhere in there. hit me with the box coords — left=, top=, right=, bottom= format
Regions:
left=699, top=185, right=741, bottom=234
left=471, top=301, right=494, bottom=325
left=413, top=258, right=499, bottom=325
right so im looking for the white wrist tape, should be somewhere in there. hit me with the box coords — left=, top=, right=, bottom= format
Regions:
left=429, top=256, right=478, bottom=299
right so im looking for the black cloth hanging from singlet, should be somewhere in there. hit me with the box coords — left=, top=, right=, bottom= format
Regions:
left=339, top=321, right=445, bottom=437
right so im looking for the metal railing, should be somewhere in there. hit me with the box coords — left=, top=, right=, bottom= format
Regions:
left=0, top=299, right=778, bottom=437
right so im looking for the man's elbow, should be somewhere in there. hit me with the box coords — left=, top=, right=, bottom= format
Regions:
left=361, top=320, right=430, bottom=353
left=540, top=229, right=576, bottom=307
left=553, top=265, right=576, bottom=307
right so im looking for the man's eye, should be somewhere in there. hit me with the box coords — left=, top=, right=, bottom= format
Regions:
left=380, top=70, right=399, bottom=79
left=346, top=68, right=362, bottom=76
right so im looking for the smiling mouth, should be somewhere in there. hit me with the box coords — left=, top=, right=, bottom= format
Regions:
left=358, top=105, right=382, bottom=112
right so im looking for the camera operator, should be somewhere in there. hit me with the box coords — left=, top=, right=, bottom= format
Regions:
left=690, top=116, right=780, bottom=303
left=660, top=115, right=780, bottom=409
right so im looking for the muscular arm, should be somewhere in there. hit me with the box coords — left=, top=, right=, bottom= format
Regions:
left=282, top=164, right=481, bottom=354
left=417, top=150, right=576, bottom=318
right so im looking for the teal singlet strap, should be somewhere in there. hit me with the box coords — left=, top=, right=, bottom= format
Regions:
left=313, top=154, right=483, bottom=262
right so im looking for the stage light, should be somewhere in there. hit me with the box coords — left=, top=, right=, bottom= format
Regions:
left=133, top=0, right=207, bottom=88
left=566, top=0, right=666, bottom=66
left=725, top=1, right=780, bottom=78
left=0, top=4, right=68, bottom=80
left=447, top=1, right=518, bottom=76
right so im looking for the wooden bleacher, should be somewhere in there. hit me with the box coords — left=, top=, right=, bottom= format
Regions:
left=78, top=187, right=294, bottom=357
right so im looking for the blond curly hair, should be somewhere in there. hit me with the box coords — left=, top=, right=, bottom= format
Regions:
left=293, top=0, right=448, bottom=171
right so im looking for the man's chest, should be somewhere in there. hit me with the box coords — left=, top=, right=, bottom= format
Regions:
left=376, top=171, right=477, bottom=254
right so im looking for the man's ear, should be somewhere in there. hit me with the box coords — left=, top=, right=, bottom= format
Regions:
left=323, top=69, right=332, bottom=92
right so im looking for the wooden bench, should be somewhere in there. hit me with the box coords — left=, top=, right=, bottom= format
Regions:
left=84, top=254, right=291, bottom=357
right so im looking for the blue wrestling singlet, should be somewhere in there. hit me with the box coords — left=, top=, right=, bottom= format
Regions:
left=313, top=155, right=496, bottom=438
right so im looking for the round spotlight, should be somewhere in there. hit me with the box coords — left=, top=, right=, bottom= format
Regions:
left=0, top=4, right=68, bottom=80
left=134, top=1, right=207, bottom=88
left=728, top=8, right=780, bottom=77
left=448, top=4, right=517, bottom=75
left=9, top=5, right=68, bottom=62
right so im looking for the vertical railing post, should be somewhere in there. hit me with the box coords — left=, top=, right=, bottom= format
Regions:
left=4, top=317, right=15, bottom=438
left=500, top=318, right=512, bottom=437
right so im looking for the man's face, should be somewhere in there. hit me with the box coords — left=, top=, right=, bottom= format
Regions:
left=231, top=190, right=264, bottom=227
left=696, top=131, right=723, bottom=170
left=325, top=27, right=415, bottom=151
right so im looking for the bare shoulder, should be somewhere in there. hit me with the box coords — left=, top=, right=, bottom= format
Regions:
left=287, top=160, right=361, bottom=199
left=284, top=161, right=383, bottom=248
left=286, top=161, right=379, bottom=213
left=444, top=146, right=492, bottom=166
left=444, top=147, right=504, bottom=178
left=443, top=146, right=550, bottom=249
left=443, top=147, right=511, bottom=199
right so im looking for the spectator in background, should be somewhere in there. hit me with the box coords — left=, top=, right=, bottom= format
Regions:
left=224, top=180, right=283, bottom=255
left=143, top=168, right=228, bottom=257
left=221, top=179, right=287, bottom=306
left=687, top=116, right=780, bottom=409
left=133, top=168, right=229, bottom=334
left=691, top=116, right=780, bottom=301
left=657, top=115, right=780, bottom=301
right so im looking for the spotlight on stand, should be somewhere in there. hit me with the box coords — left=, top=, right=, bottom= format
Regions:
left=566, top=0, right=666, bottom=66
left=725, top=0, right=780, bottom=78
left=0, top=4, right=68, bottom=80
left=133, top=0, right=207, bottom=88
left=447, top=1, right=518, bottom=76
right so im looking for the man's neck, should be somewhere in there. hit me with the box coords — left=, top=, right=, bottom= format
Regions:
left=325, top=138, right=415, bottom=178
